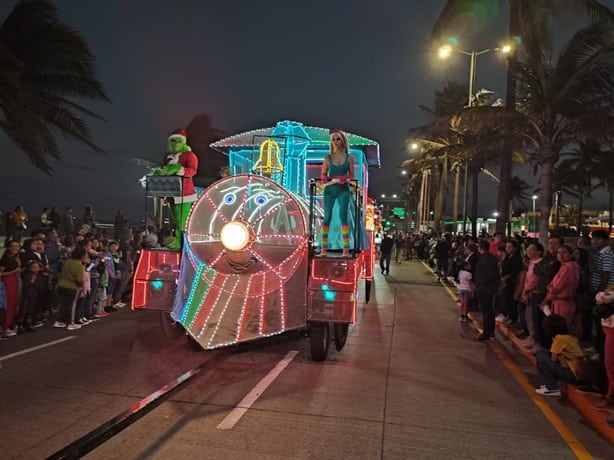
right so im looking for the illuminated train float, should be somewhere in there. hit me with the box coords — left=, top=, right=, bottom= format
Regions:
left=132, top=120, right=380, bottom=360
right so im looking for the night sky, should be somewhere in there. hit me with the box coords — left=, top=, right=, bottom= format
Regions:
left=0, top=0, right=611, bottom=223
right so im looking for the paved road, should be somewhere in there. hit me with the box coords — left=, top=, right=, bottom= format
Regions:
left=1, top=260, right=612, bottom=459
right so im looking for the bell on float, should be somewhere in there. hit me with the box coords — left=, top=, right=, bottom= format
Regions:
left=252, top=139, right=284, bottom=175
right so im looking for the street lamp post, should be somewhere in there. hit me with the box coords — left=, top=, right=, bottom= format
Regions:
left=438, top=44, right=511, bottom=236
left=532, top=194, right=538, bottom=235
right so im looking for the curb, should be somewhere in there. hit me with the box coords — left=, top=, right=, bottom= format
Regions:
left=495, top=321, right=614, bottom=446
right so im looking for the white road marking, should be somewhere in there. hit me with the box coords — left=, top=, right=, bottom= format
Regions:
left=217, top=350, right=299, bottom=430
left=0, top=336, right=76, bottom=362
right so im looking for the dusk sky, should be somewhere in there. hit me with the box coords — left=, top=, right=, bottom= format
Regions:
left=1, top=0, right=612, bottom=223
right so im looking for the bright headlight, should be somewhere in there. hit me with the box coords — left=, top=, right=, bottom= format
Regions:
left=220, top=221, right=251, bottom=251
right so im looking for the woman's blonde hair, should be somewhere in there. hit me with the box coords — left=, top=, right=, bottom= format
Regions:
left=329, top=130, right=349, bottom=155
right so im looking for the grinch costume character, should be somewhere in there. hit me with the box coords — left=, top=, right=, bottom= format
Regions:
left=150, top=129, right=199, bottom=249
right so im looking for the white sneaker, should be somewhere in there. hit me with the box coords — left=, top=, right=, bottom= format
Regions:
left=66, top=323, right=82, bottom=331
left=520, top=336, right=535, bottom=347
left=5, top=329, right=17, bottom=337
left=535, top=386, right=561, bottom=397
left=495, top=314, right=507, bottom=323
left=116, top=302, right=126, bottom=308
left=53, top=321, right=67, bottom=328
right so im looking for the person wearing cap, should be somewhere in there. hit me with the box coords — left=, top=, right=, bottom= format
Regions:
left=150, top=129, right=199, bottom=249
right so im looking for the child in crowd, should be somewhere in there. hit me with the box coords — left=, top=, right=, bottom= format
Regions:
left=457, top=261, right=474, bottom=323
left=18, top=260, right=47, bottom=333
left=75, top=254, right=92, bottom=325
left=535, top=314, right=586, bottom=397
left=96, top=258, right=110, bottom=317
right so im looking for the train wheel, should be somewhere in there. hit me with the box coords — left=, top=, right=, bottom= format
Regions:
left=333, top=323, right=349, bottom=351
left=186, top=334, right=204, bottom=352
left=309, top=322, right=330, bottom=361
left=159, top=311, right=184, bottom=338
left=365, top=280, right=372, bottom=303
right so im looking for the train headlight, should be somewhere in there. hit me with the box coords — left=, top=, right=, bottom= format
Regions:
left=220, top=221, right=252, bottom=251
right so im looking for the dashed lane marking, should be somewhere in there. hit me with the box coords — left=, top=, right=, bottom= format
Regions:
left=0, top=336, right=76, bottom=362
left=217, top=350, right=299, bottom=430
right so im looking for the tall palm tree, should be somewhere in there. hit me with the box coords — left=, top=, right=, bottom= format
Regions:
left=556, top=142, right=601, bottom=233
left=0, top=0, right=109, bottom=174
left=592, top=143, right=614, bottom=232
left=432, top=0, right=614, bottom=236
left=407, top=81, right=467, bottom=233
left=449, top=19, right=614, bottom=243
left=510, top=175, right=532, bottom=210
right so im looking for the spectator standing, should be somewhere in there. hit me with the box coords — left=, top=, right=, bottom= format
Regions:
left=62, top=207, right=75, bottom=236
left=542, top=245, right=580, bottom=332
left=10, top=206, right=27, bottom=242
left=49, top=207, right=61, bottom=230
left=0, top=240, right=22, bottom=335
left=594, top=290, right=614, bottom=411
left=394, top=232, right=405, bottom=264
left=457, top=260, right=474, bottom=322
left=474, top=240, right=500, bottom=341
left=40, top=207, right=52, bottom=228
left=17, top=260, right=46, bottom=333
left=380, top=234, right=393, bottom=276
left=489, top=233, right=504, bottom=260
left=590, top=230, right=614, bottom=348
left=83, top=205, right=96, bottom=230
left=54, top=246, right=86, bottom=330
left=573, top=247, right=592, bottom=342
left=434, top=236, right=450, bottom=282
left=496, top=240, right=523, bottom=324
left=521, top=242, right=547, bottom=351
left=463, top=243, right=480, bottom=276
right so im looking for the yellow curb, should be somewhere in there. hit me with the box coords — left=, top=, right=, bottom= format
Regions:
left=496, top=322, right=614, bottom=446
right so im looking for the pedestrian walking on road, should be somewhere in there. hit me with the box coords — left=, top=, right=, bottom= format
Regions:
left=380, top=234, right=393, bottom=275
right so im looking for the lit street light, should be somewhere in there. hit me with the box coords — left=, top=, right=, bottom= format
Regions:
left=438, top=42, right=512, bottom=235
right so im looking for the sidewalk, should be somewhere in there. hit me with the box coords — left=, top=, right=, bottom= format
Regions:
left=417, top=260, right=614, bottom=447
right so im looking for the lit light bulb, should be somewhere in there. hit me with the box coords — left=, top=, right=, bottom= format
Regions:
left=220, top=221, right=252, bottom=251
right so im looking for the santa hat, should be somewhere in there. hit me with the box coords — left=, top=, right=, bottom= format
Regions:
left=168, top=129, right=187, bottom=141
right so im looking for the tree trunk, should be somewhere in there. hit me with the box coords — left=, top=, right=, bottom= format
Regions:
left=609, top=188, right=613, bottom=234
left=538, top=159, right=554, bottom=245
left=495, top=0, right=520, bottom=234
left=578, top=192, right=584, bottom=235
left=452, top=165, right=460, bottom=234
left=434, top=155, right=449, bottom=233
left=471, top=168, right=479, bottom=238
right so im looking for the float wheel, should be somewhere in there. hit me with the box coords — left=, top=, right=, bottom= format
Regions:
left=309, top=322, right=330, bottom=361
left=333, top=323, right=349, bottom=351
left=159, top=311, right=184, bottom=338
left=365, top=280, right=372, bottom=303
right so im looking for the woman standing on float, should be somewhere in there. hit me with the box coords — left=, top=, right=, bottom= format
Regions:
left=320, top=129, right=354, bottom=257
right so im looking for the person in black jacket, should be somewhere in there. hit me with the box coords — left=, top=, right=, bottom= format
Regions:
left=474, top=240, right=501, bottom=341
left=380, top=234, right=394, bottom=275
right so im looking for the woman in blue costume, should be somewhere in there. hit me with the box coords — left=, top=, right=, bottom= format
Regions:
left=320, top=129, right=355, bottom=257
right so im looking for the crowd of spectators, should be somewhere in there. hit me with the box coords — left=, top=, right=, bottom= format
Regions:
left=377, top=227, right=614, bottom=425
left=0, top=205, right=168, bottom=339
